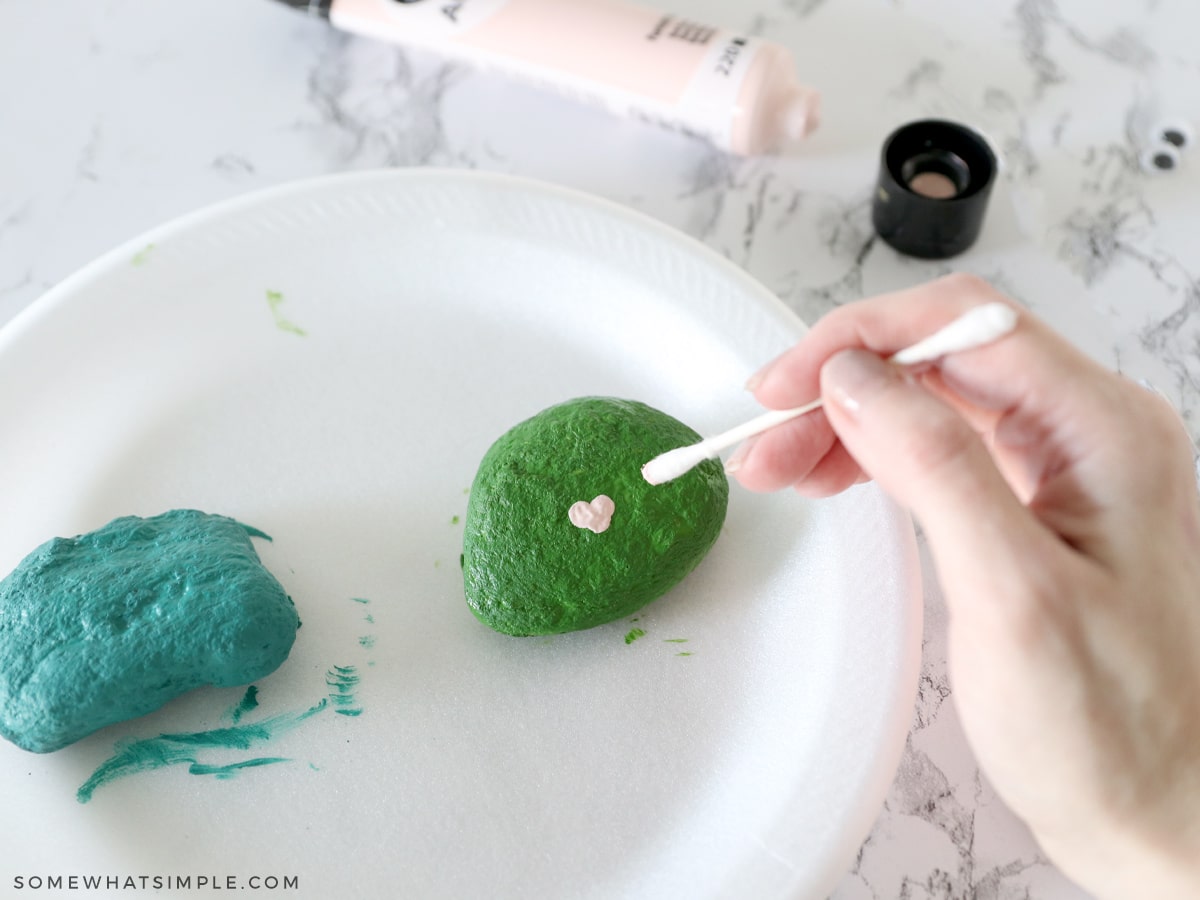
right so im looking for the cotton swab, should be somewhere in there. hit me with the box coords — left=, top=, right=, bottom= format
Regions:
left=641, top=302, right=1019, bottom=485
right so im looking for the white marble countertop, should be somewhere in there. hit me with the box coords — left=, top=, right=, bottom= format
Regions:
left=2, top=1, right=1197, bottom=897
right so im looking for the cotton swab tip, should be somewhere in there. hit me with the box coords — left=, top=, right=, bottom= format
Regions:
left=641, top=445, right=712, bottom=486
left=889, top=301, right=1018, bottom=365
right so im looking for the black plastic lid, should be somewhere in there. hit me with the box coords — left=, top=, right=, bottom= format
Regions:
left=872, top=119, right=997, bottom=259
left=275, top=0, right=332, bottom=17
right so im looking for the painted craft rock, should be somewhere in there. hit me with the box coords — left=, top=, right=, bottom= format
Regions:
left=0, top=510, right=300, bottom=753
left=463, top=397, right=729, bottom=636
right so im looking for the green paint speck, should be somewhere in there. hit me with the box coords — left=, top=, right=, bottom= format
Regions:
left=266, top=289, right=307, bottom=337
left=663, top=638, right=688, bottom=644
left=451, top=515, right=460, bottom=525
left=131, top=243, right=155, bottom=266
left=364, top=613, right=375, bottom=624
left=624, top=628, right=646, bottom=645
left=677, top=652, right=693, bottom=657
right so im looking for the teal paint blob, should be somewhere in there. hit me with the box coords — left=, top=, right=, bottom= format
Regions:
left=663, top=638, right=688, bottom=644
left=227, top=686, right=260, bottom=724
left=358, top=635, right=375, bottom=649
left=76, top=700, right=326, bottom=803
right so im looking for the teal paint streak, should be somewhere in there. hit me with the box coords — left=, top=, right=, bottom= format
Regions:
left=188, top=758, right=290, bottom=779
left=351, top=597, right=370, bottom=605
left=77, top=699, right=327, bottom=803
left=326, top=665, right=361, bottom=718
left=227, top=686, right=260, bottom=724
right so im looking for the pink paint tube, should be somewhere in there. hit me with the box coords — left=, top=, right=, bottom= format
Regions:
left=279, top=0, right=820, bottom=155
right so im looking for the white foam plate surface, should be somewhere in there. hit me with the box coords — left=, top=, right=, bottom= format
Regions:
left=0, top=170, right=920, bottom=900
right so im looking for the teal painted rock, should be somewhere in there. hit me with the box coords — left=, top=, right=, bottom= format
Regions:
left=0, top=510, right=300, bottom=753
left=463, top=397, right=729, bottom=636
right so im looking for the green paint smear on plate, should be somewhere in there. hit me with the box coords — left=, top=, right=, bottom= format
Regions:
left=663, top=638, right=688, bottom=644
left=677, top=652, right=693, bottom=657
left=227, top=685, right=260, bottom=724
left=624, top=628, right=646, bottom=645
left=352, top=597, right=370, bottom=605
left=77, top=699, right=326, bottom=803
left=131, top=244, right=155, bottom=267
left=265, top=289, right=307, bottom=337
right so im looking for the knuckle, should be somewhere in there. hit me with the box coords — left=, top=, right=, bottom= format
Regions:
left=934, top=271, right=995, bottom=301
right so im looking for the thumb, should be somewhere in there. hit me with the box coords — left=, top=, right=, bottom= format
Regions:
left=820, top=349, right=1049, bottom=581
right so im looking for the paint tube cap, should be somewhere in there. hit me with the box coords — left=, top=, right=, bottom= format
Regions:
left=871, top=119, right=997, bottom=259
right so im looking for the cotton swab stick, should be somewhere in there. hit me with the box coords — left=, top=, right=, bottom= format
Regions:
left=641, top=302, right=1019, bottom=485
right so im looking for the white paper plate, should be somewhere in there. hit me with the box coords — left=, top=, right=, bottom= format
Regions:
left=0, top=170, right=920, bottom=900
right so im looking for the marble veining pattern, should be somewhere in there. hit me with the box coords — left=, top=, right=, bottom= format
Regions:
left=2, top=1, right=1198, bottom=897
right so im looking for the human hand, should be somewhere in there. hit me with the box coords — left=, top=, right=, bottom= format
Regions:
left=730, top=274, right=1200, bottom=898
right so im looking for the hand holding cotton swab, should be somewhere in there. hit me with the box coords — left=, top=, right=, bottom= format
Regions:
left=641, top=302, right=1019, bottom=485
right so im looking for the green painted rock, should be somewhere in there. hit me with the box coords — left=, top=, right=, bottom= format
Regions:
left=0, top=510, right=300, bottom=753
left=463, top=397, right=729, bottom=636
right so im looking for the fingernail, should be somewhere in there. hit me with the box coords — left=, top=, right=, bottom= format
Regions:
left=821, top=349, right=894, bottom=416
left=744, top=357, right=778, bottom=392
left=724, top=435, right=759, bottom=474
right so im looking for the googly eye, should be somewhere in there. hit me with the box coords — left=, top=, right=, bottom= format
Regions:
left=1150, top=118, right=1194, bottom=151
left=1140, top=143, right=1182, bottom=173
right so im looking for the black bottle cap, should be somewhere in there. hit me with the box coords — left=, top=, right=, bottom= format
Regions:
left=275, top=0, right=332, bottom=18
left=872, top=119, right=997, bottom=259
